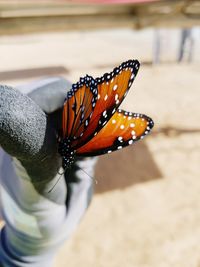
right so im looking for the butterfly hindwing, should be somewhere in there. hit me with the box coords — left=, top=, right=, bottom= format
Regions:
left=76, top=109, right=154, bottom=156
left=73, top=59, right=140, bottom=148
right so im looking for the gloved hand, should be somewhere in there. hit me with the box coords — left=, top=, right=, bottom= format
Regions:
left=0, top=77, right=97, bottom=267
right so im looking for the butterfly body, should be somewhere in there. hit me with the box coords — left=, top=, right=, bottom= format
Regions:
left=58, top=138, right=75, bottom=168
left=58, top=59, right=154, bottom=170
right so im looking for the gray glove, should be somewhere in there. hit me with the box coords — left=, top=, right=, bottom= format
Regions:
left=0, top=78, right=97, bottom=267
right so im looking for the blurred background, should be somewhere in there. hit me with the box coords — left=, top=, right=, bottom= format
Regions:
left=0, top=0, right=200, bottom=267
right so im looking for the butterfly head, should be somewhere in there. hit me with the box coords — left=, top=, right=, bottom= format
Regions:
left=58, top=138, right=75, bottom=169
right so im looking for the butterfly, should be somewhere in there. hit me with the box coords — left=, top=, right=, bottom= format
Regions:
left=58, top=59, right=154, bottom=170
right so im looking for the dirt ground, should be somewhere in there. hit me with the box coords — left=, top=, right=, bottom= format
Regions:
left=0, top=28, right=200, bottom=267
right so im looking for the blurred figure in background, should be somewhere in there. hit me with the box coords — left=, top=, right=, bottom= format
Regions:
left=178, top=28, right=194, bottom=62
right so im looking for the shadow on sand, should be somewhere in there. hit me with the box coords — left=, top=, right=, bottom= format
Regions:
left=95, top=141, right=162, bottom=194
left=0, top=66, right=68, bottom=81
left=95, top=126, right=200, bottom=194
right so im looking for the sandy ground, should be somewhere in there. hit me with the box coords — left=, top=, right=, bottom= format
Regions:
left=0, top=28, right=200, bottom=267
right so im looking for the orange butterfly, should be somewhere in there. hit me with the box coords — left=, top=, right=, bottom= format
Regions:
left=58, top=59, right=154, bottom=169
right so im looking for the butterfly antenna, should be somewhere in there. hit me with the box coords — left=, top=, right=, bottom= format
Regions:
left=41, top=155, right=51, bottom=162
left=48, top=167, right=68, bottom=193
left=57, top=168, right=65, bottom=175
left=48, top=165, right=98, bottom=193
left=78, top=166, right=98, bottom=185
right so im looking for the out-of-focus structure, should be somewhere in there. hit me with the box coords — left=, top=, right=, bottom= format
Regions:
left=0, top=0, right=199, bottom=35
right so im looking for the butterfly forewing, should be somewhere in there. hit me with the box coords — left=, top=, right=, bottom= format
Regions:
left=62, top=76, right=97, bottom=140
left=74, top=59, right=140, bottom=147
left=76, top=109, right=154, bottom=156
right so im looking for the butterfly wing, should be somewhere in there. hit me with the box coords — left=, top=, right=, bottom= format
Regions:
left=72, top=59, right=140, bottom=149
left=61, top=75, right=98, bottom=140
left=76, top=109, right=154, bottom=156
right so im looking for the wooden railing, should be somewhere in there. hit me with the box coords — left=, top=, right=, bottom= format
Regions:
left=0, top=0, right=199, bottom=35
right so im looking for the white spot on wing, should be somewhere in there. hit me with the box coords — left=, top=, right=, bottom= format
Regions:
left=112, top=108, right=116, bottom=114
left=130, top=123, right=135, bottom=128
left=113, top=84, right=118, bottom=91
left=131, top=74, right=135, bottom=79
left=104, top=94, right=108, bottom=101
left=118, top=136, right=123, bottom=142
left=120, top=125, right=125, bottom=129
